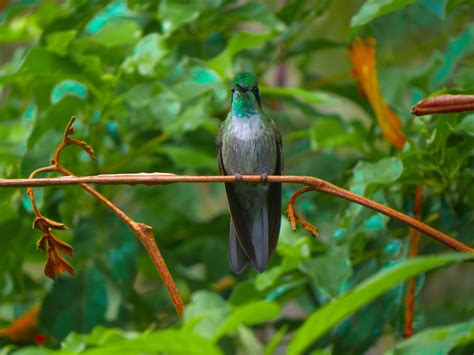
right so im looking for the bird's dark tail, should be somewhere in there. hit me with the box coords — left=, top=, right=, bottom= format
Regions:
left=251, top=204, right=269, bottom=272
left=228, top=220, right=249, bottom=273
left=229, top=204, right=273, bottom=273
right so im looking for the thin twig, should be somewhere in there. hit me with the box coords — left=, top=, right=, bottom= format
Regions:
left=3, top=173, right=472, bottom=253
left=25, top=117, right=184, bottom=317
left=404, top=184, right=423, bottom=338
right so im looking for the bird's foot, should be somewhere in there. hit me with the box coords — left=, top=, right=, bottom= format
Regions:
left=234, top=173, right=243, bottom=182
left=260, top=173, right=268, bottom=183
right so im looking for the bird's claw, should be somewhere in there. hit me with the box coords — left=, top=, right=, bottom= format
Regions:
left=234, top=173, right=243, bottom=182
left=260, top=173, right=268, bottom=183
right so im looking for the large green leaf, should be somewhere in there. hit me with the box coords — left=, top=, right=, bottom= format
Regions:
left=288, top=253, right=472, bottom=354
left=39, top=266, right=108, bottom=340
left=388, top=318, right=474, bottom=355
left=80, top=329, right=222, bottom=355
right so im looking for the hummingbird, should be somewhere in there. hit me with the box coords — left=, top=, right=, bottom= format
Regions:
left=216, top=72, right=282, bottom=273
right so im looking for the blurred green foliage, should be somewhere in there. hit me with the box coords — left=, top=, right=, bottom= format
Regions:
left=0, top=0, right=474, bottom=353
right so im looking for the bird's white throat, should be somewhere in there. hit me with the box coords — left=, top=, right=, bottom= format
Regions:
left=230, top=114, right=264, bottom=140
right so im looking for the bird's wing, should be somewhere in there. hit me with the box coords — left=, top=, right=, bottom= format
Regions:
left=267, top=122, right=282, bottom=258
left=217, top=128, right=255, bottom=266
left=216, top=123, right=224, bottom=174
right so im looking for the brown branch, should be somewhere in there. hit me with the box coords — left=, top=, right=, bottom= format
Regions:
left=3, top=173, right=473, bottom=253
left=25, top=117, right=184, bottom=318
left=411, top=94, right=474, bottom=116
left=6, top=115, right=474, bottom=320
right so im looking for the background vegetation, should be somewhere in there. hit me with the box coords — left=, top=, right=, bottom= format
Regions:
left=0, top=0, right=473, bottom=353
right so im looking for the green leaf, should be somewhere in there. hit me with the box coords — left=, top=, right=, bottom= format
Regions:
left=228, top=280, right=263, bottom=305
left=46, top=30, right=78, bottom=56
left=122, top=33, right=169, bottom=76
left=351, top=157, right=404, bottom=195
left=288, top=253, right=472, bottom=354
left=90, top=19, right=142, bottom=47
left=388, top=318, right=474, bottom=355
left=310, top=118, right=364, bottom=150
left=430, top=27, right=474, bottom=88
left=0, top=189, right=19, bottom=224
left=124, top=83, right=182, bottom=130
left=213, top=301, right=281, bottom=340
left=158, top=0, right=222, bottom=34
left=207, top=32, right=275, bottom=77
left=156, top=145, right=216, bottom=170
left=51, top=80, right=88, bottom=104
left=39, top=266, right=108, bottom=340
left=85, top=1, right=131, bottom=33
left=264, top=325, right=289, bottom=355
left=420, top=0, right=447, bottom=18
left=260, top=86, right=333, bottom=104
left=172, top=67, right=224, bottom=102
left=8, top=347, right=52, bottom=355
left=237, top=326, right=264, bottom=354
left=299, top=247, right=352, bottom=300
left=80, top=329, right=222, bottom=355
left=183, top=291, right=232, bottom=339
left=223, top=2, right=286, bottom=32
left=76, top=326, right=136, bottom=347
left=446, top=0, right=474, bottom=13
left=0, top=47, right=82, bottom=84
left=350, top=0, right=416, bottom=31
left=457, top=114, right=474, bottom=135
left=163, top=98, right=211, bottom=136
left=255, top=265, right=285, bottom=291
left=286, top=39, right=344, bottom=57
left=27, top=96, right=84, bottom=149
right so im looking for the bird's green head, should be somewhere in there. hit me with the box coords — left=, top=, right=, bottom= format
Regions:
left=231, top=72, right=261, bottom=117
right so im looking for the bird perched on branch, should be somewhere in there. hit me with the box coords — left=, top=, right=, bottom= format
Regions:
left=216, top=72, right=282, bottom=273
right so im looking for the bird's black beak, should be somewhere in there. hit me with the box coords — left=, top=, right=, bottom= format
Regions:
left=236, top=83, right=249, bottom=92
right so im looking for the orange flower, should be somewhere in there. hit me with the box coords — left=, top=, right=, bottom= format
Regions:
left=0, top=305, right=40, bottom=342
left=349, top=37, right=406, bottom=149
